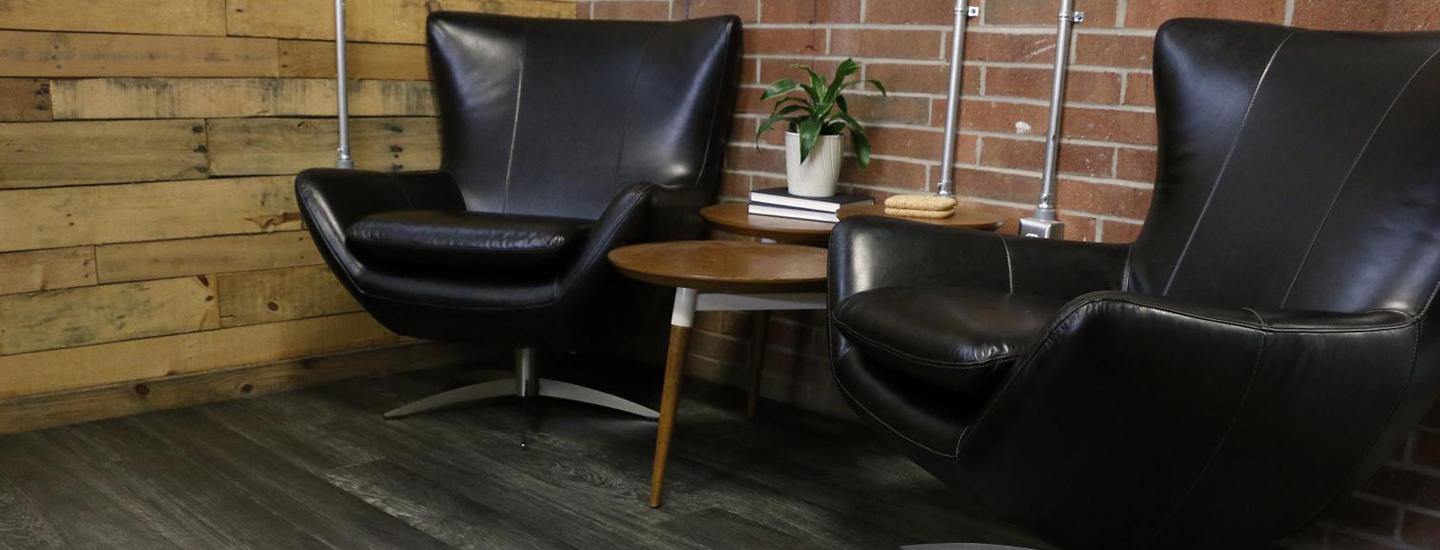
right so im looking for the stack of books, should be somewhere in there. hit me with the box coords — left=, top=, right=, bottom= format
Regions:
left=747, top=188, right=875, bottom=223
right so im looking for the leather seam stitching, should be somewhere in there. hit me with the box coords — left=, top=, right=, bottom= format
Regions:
left=1160, top=30, right=1298, bottom=296
left=1121, top=246, right=1133, bottom=292
left=1092, top=297, right=1414, bottom=333
left=688, top=21, right=738, bottom=191
left=1306, top=319, right=1423, bottom=527
left=955, top=300, right=1099, bottom=456
left=952, top=296, right=1415, bottom=458
left=833, top=352, right=960, bottom=458
left=1279, top=43, right=1440, bottom=307
left=350, top=239, right=571, bottom=254
left=610, top=27, right=663, bottom=189
left=500, top=22, right=530, bottom=214
left=1147, top=328, right=1268, bottom=544
left=999, top=235, right=1015, bottom=294
left=832, top=314, right=1022, bottom=370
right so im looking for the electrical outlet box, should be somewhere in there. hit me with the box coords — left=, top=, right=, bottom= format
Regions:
left=1019, top=217, right=1066, bottom=239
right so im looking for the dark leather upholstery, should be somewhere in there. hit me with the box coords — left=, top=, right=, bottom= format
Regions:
left=348, top=210, right=591, bottom=271
left=833, top=287, right=1064, bottom=394
left=828, top=19, right=1440, bottom=549
left=297, top=13, right=742, bottom=350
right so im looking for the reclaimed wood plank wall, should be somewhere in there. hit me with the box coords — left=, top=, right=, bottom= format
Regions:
left=0, top=0, right=574, bottom=414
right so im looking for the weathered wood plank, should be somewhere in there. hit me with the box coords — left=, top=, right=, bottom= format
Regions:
left=0, top=312, right=406, bottom=399
left=218, top=265, right=360, bottom=327
left=0, top=276, right=219, bottom=356
left=0, top=434, right=186, bottom=549
left=0, top=31, right=278, bottom=78
left=0, top=119, right=207, bottom=189
left=325, top=460, right=581, bottom=550
left=229, top=0, right=574, bottom=44
left=58, top=423, right=333, bottom=549
left=50, top=78, right=434, bottom=120
left=279, top=40, right=429, bottom=80
left=95, top=232, right=321, bottom=284
left=0, top=342, right=483, bottom=437
left=0, top=0, right=227, bottom=36
left=0, top=476, right=65, bottom=549
left=0, top=177, right=300, bottom=253
left=0, top=247, right=95, bottom=297
left=207, top=117, right=439, bottom=176
left=0, top=78, right=51, bottom=121
left=121, top=409, right=453, bottom=549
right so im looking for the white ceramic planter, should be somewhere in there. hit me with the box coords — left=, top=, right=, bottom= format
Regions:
left=785, top=132, right=844, bottom=198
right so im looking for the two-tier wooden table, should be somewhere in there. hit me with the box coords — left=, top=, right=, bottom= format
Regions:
left=609, top=241, right=827, bottom=508
left=611, top=203, right=1004, bottom=508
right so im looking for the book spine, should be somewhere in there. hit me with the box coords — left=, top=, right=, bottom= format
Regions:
left=748, top=193, right=843, bottom=213
left=747, top=204, right=839, bottom=223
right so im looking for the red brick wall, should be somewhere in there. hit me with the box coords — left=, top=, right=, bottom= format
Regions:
left=579, top=1, right=1440, bottom=547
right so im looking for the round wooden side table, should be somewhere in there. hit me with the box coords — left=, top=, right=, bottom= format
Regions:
left=836, top=203, right=1006, bottom=231
left=700, top=203, right=834, bottom=245
left=608, top=240, right=827, bottom=509
left=701, top=202, right=1006, bottom=246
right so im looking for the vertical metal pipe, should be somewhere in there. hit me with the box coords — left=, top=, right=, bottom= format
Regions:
left=936, top=0, right=972, bottom=197
left=1036, top=0, right=1077, bottom=220
left=334, top=0, right=354, bottom=169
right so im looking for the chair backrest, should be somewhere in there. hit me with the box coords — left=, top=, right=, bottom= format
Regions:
left=1127, top=19, right=1440, bottom=315
left=425, top=13, right=741, bottom=221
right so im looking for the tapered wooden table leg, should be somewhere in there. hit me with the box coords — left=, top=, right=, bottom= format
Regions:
left=649, top=288, right=697, bottom=509
left=746, top=311, right=770, bottom=418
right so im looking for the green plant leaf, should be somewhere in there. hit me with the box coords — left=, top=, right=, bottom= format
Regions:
left=866, top=79, right=888, bottom=96
left=851, top=127, right=872, bottom=168
left=838, top=112, right=871, bottom=167
left=756, top=105, right=810, bottom=147
left=843, top=79, right=888, bottom=97
left=797, top=118, right=821, bottom=164
left=827, top=58, right=860, bottom=102
left=824, top=120, right=847, bottom=135
left=798, top=82, right=821, bottom=105
left=836, top=95, right=849, bottom=115
left=760, top=78, right=799, bottom=100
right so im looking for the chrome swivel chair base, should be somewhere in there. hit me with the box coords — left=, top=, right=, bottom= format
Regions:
left=383, top=347, right=661, bottom=421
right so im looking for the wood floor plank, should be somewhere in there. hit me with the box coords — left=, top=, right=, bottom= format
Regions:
left=129, top=409, right=453, bottom=550
left=326, top=460, right=581, bottom=550
left=233, top=389, right=705, bottom=550
left=0, top=363, right=1044, bottom=550
left=0, top=475, right=64, bottom=550
left=0, top=433, right=185, bottom=549
left=264, top=374, right=911, bottom=549
left=58, top=421, right=335, bottom=549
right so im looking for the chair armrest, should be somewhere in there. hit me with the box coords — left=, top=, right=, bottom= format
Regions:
left=294, top=168, right=465, bottom=277
left=828, top=216, right=1129, bottom=305
left=954, top=290, right=1420, bottom=547
left=559, top=181, right=705, bottom=296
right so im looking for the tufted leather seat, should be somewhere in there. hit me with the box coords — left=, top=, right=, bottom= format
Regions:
left=829, top=19, right=1440, bottom=549
left=348, top=210, right=592, bottom=272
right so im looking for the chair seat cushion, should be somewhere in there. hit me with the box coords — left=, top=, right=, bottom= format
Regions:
left=347, top=210, right=592, bottom=272
left=833, top=287, right=1064, bottom=395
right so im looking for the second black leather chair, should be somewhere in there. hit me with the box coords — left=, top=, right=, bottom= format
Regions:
left=830, top=18, right=1440, bottom=548
left=296, top=13, right=742, bottom=420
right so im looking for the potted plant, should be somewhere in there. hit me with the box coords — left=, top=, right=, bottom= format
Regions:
left=756, top=58, right=887, bottom=197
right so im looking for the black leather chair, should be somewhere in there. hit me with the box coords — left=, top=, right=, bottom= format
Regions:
left=296, top=13, right=742, bottom=420
left=829, top=19, right=1440, bottom=549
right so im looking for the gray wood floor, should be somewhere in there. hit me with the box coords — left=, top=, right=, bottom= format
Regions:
left=0, top=362, right=1045, bottom=549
